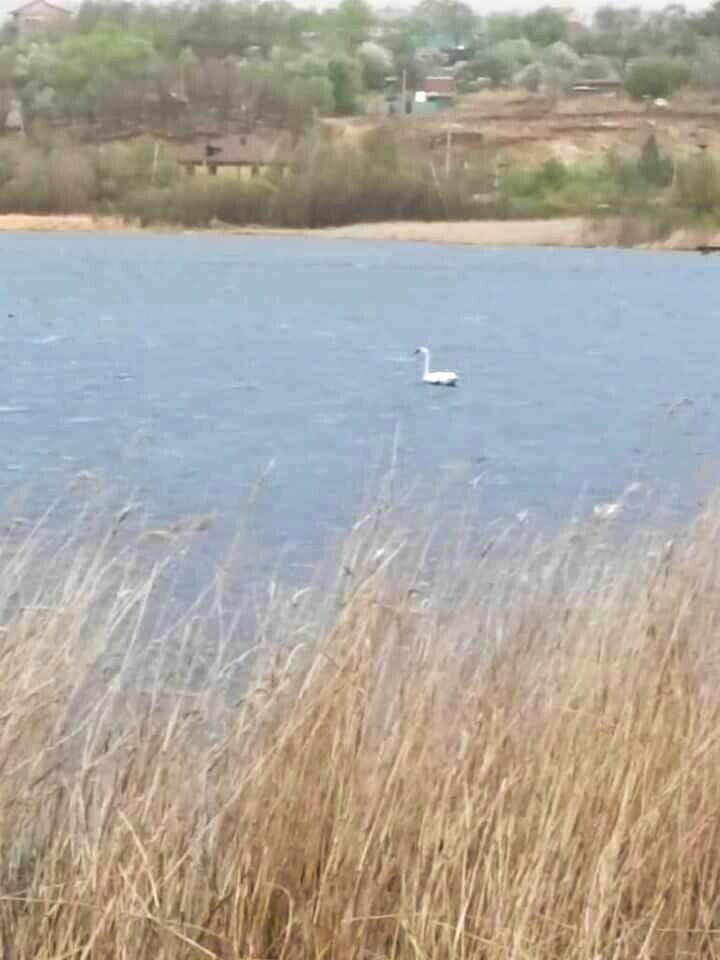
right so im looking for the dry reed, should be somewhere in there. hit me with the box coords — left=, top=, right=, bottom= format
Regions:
left=0, top=490, right=719, bottom=959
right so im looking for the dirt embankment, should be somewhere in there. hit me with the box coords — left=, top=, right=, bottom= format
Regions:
left=327, top=89, right=720, bottom=169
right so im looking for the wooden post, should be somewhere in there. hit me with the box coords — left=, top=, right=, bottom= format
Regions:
left=444, top=128, right=452, bottom=179
left=310, top=107, right=320, bottom=162
left=494, top=155, right=506, bottom=195
left=151, top=141, right=160, bottom=184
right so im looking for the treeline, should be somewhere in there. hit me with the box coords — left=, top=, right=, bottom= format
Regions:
left=6, top=0, right=720, bottom=138
left=3, top=131, right=720, bottom=232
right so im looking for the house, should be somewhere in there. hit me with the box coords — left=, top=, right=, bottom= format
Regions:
left=412, top=74, right=457, bottom=113
left=176, top=131, right=294, bottom=179
left=9, top=0, right=72, bottom=38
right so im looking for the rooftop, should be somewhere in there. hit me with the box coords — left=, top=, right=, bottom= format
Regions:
left=9, top=0, right=72, bottom=14
left=176, top=131, right=295, bottom=167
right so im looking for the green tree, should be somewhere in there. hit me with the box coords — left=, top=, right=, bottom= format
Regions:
left=24, top=27, right=157, bottom=125
left=415, top=0, right=476, bottom=46
left=541, top=41, right=581, bottom=71
left=585, top=4, right=644, bottom=59
left=624, top=55, right=690, bottom=97
left=494, top=37, right=535, bottom=70
left=697, top=0, right=720, bottom=37
left=483, top=12, right=526, bottom=44
left=523, top=6, right=568, bottom=47
left=382, top=20, right=424, bottom=89
left=637, top=132, right=673, bottom=185
left=469, top=44, right=517, bottom=85
left=333, top=0, right=373, bottom=50
left=181, top=2, right=253, bottom=59
left=357, top=40, right=394, bottom=90
left=689, top=38, right=720, bottom=90
left=327, top=55, right=361, bottom=114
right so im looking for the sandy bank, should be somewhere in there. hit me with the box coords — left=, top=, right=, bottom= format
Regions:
left=0, top=213, right=715, bottom=250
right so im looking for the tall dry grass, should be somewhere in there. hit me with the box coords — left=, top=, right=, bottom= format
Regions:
left=1, top=491, right=720, bottom=958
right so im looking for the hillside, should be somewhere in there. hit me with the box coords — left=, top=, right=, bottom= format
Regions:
left=325, top=90, right=720, bottom=170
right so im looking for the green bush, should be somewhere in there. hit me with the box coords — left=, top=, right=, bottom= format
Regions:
left=327, top=56, right=361, bottom=115
left=637, top=133, right=674, bottom=187
left=624, top=56, right=690, bottom=99
left=92, top=142, right=179, bottom=209
left=0, top=135, right=713, bottom=236
left=673, top=152, right=720, bottom=214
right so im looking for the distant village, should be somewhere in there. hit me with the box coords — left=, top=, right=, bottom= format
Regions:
left=0, top=0, right=715, bottom=186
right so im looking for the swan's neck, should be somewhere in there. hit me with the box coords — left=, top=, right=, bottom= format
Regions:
left=422, top=351, right=430, bottom=377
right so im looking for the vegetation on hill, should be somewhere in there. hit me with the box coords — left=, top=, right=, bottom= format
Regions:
left=3, top=1, right=720, bottom=232
left=6, top=0, right=720, bottom=137
left=1, top=129, right=719, bottom=237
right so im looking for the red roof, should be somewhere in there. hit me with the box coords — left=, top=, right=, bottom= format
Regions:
left=418, top=75, right=456, bottom=96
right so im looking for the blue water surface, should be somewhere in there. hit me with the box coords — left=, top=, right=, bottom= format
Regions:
left=1, top=232, right=718, bottom=562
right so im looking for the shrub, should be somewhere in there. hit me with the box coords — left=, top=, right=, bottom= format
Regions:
left=624, top=56, right=690, bottom=99
left=673, top=151, right=720, bottom=214
left=637, top=133, right=674, bottom=187
left=327, top=55, right=362, bottom=115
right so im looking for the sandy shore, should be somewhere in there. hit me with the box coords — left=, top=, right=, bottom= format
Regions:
left=310, top=218, right=597, bottom=247
left=0, top=213, right=714, bottom=250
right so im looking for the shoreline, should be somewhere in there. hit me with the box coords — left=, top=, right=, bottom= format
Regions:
left=0, top=213, right=714, bottom=250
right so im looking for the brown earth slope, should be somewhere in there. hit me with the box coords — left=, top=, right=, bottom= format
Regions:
left=323, top=89, right=720, bottom=170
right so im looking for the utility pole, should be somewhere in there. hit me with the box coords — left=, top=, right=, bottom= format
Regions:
left=401, top=68, right=407, bottom=114
left=444, top=128, right=452, bottom=179
left=494, top=155, right=509, bottom=195
left=151, top=141, right=160, bottom=185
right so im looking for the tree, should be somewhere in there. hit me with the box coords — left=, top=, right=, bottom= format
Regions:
left=689, top=38, right=720, bottom=90
left=469, top=44, right=517, bottom=86
left=181, top=2, right=254, bottom=59
left=637, top=132, right=673, bottom=185
left=414, top=0, right=476, bottom=46
left=541, top=41, right=581, bottom=71
left=413, top=45, right=447, bottom=76
left=696, top=0, right=720, bottom=36
left=357, top=40, right=394, bottom=90
left=587, top=4, right=644, bottom=59
left=286, top=75, right=333, bottom=129
left=333, top=0, right=373, bottom=50
left=624, top=55, right=690, bottom=97
left=493, top=37, right=535, bottom=69
left=523, top=6, right=568, bottom=47
left=381, top=16, right=425, bottom=89
left=23, top=27, right=158, bottom=126
left=327, top=55, right=361, bottom=114
left=483, top=13, right=526, bottom=44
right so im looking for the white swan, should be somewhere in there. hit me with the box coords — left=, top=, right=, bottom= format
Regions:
left=414, top=346, right=458, bottom=387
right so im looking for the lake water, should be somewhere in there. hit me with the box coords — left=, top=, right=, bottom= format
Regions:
left=2, top=232, right=720, bottom=567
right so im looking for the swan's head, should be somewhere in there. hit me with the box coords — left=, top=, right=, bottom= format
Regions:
left=414, top=346, right=429, bottom=356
